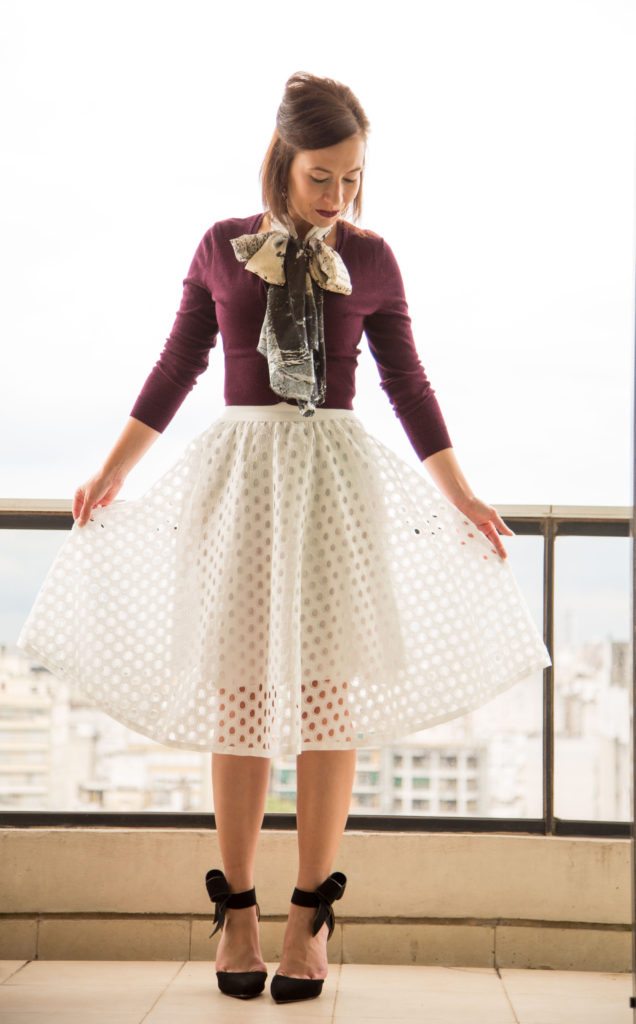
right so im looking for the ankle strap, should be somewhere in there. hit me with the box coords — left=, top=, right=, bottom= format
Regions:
left=205, top=868, right=259, bottom=938
left=291, top=871, right=347, bottom=939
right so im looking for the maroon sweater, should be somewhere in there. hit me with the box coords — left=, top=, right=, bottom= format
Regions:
left=129, top=212, right=453, bottom=461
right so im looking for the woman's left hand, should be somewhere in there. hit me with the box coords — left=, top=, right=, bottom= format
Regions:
left=454, top=496, right=514, bottom=560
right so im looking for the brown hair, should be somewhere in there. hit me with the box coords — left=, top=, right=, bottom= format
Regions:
left=259, top=71, right=371, bottom=233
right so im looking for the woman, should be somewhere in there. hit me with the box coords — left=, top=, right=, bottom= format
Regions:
left=17, top=71, right=551, bottom=1004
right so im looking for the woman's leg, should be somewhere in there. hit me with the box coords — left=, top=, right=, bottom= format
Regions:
left=211, top=752, right=271, bottom=972
left=277, top=748, right=357, bottom=979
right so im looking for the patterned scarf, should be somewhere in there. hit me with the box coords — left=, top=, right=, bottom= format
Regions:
left=229, top=213, right=352, bottom=416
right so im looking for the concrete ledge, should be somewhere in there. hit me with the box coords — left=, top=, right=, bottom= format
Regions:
left=0, top=828, right=630, bottom=971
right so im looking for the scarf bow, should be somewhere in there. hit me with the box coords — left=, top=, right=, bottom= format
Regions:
left=229, top=214, right=352, bottom=416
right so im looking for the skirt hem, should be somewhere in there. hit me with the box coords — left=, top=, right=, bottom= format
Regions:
left=17, top=638, right=550, bottom=758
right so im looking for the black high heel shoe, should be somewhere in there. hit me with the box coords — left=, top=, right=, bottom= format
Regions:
left=205, top=867, right=268, bottom=999
left=270, top=870, right=347, bottom=1004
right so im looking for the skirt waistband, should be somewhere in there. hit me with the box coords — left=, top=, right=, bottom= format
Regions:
left=219, top=402, right=360, bottom=422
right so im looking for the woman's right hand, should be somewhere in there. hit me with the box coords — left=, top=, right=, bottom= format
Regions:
left=73, top=467, right=127, bottom=527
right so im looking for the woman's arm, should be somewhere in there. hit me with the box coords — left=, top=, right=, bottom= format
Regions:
left=423, top=446, right=514, bottom=559
left=101, top=416, right=161, bottom=478
left=362, top=237, right=512, bottom=560
left=362, top=237, right=453, bottom=462
left=421, top=446, right=474, bottom=510
left=128, top=230, right=219, bottom=433
left=73, top=417, right=160, bottom=527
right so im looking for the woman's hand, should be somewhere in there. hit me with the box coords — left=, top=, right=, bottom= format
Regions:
left=454, top=495, right=514, bottom=560
left=73, top=467, right=127, bottom=528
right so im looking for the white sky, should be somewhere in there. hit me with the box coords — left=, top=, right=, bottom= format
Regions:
left=1, top=0, right=635, bottom=510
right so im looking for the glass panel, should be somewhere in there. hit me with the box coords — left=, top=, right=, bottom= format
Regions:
left=554, top=536, right=631, bottom=822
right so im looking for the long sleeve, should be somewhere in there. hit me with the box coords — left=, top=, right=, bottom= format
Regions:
left=129, top=230, right=220, bottom=432
left=363, top=238, right=452, bottom=461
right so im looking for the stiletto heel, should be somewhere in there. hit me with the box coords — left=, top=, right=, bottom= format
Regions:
left=270, top=870, right=347, bottom=1004
left=205, top=867, right=268, bottom=999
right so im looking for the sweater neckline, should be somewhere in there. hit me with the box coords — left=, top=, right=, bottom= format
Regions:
left=249, top=212, right=344, bottom=254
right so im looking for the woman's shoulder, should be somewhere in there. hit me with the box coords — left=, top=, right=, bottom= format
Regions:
left=340, top=220, right=387, bottom=270
left=206, top=213, right=260, bottom=238
left=341, top=218, right=382, bottom=243
left=190, top=214, right=259, bottom=247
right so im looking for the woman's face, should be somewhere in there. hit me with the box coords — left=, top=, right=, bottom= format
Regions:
left=286, top=133, right=366, bottom=238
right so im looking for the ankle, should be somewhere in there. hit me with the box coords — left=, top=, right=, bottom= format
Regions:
left=287, top=901, right=315, bottom=915
left=225, top=879, right=255, bottom=893
left=295, top=876, right=328, bottom=891
left=224, top=904, right=259, bottom=922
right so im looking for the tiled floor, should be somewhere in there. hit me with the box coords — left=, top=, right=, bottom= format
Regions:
left=0, top=959, right=632, bottom=1023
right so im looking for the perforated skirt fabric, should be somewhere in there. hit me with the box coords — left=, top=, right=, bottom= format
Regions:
left=17, top=402, right=552, bottom=757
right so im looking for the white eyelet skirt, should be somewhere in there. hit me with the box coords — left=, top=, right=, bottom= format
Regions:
left=17, top=401, right=552, bottom=757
